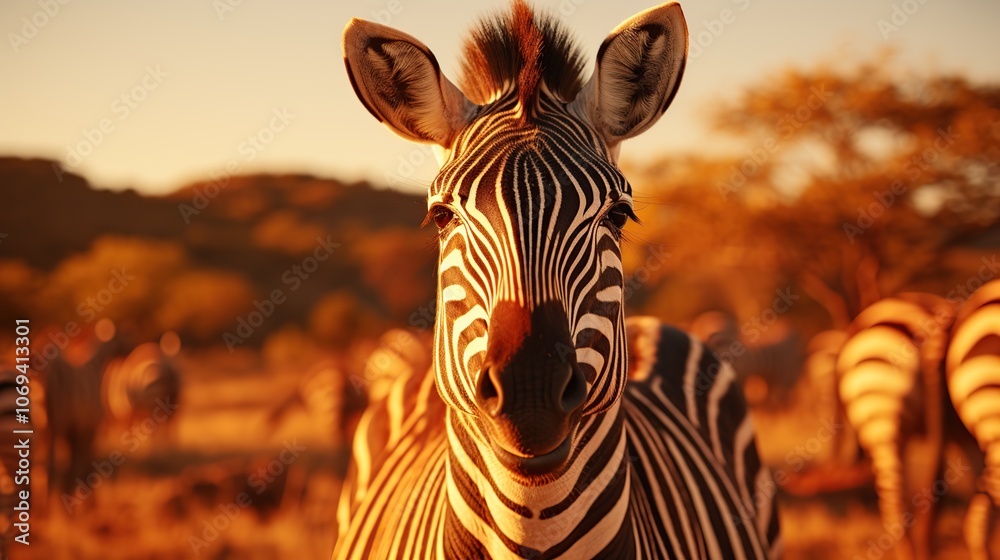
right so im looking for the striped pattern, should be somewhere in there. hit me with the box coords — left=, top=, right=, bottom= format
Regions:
left=690, top=312, right=805, bottom=404
left=835, top=295, right=955, bottom=560
left=427, top=90, right=631, bottom=421
left=946, top=280, right=1000, bottom=560
left=334, top=320, right=780, bottom=559
left=337, top=2, right=778, bottom=558
left=342, top=329, right=433, bottom=511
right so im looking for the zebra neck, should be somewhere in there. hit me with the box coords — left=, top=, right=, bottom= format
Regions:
left=443, top=402, right=634, bottom=558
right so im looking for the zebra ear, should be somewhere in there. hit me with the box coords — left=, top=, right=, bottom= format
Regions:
left=342, top=18, right=475, bottom=146
left=571, top=2, right=688, bottom=149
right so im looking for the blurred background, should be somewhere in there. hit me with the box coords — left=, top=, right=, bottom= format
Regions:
left=1, top=0, right=999, bottom=558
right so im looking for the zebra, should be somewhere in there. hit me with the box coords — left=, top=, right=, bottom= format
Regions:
left=946, top=279, right=1000, bottom=560
left=100, top=339, right=182, bottom=449
left=42, top=334, right=114, bottom=499
left=334, top=2, right=781, bottom=558
left=835, top=293, right=956, bottom=560
left=688, top=311, right=805, bottom=406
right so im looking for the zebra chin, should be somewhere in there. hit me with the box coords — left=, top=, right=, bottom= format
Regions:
left=473, top=400, right=583, bottom=477
left=488, top=429, right=574, bottom=476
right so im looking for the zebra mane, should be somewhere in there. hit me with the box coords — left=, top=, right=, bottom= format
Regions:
left=459, top=0, right=586, bottom=115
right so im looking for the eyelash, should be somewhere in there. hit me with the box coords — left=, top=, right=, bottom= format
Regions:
left=423, top=203, right=637, bottom=240
left=423, top=205, right=458, bottom=241
left=603, top=203, right=638, bottom=234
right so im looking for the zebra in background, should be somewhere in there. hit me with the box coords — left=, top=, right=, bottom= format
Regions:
left=946, top=279, right=1000, bottom=560
left=689, top=310, right=805, bottom=406
left=335, top=2, right=780, bottom=558
left=100, top=336, right=182, bottom=450
left=835, top=293, right=956, bottom=560
left=43, top=323, right=181, bottom=500
left=42, top=327, right=119, bottom=499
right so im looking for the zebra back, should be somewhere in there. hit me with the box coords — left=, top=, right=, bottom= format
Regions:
left=624, top=317, right=781, bottom=558
left=336, top=328, right=439, bottom=541
left=838, top=296, right=953, bottom=442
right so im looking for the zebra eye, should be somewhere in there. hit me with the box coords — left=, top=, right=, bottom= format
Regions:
left=604, top=204, right=636, bottom=230
left=426, top=206, right=455, bottom=229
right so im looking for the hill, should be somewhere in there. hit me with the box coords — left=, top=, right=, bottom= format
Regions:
left=0, top=157, right=437, bottom=348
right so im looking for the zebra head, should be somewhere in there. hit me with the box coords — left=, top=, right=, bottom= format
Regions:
left=343, top=2, right=687, bottom=476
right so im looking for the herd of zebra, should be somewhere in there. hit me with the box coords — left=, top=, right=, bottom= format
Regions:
left=330, top=0, right=999, bottom=558
left=0, top=321, right=184, bottom=517
left=0, top=1, right=995, bottom=558
left=0, top=321, right=364, bottom=541
left=833, top=282, right=1000, bottom=560
left=695, top=280, right=1000, bottom=560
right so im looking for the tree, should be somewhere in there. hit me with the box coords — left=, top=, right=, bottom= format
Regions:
left=626, top=56, right=1000, bottom=332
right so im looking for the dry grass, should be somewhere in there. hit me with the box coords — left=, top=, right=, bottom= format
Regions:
left=13, top=349, right=999, bottom=559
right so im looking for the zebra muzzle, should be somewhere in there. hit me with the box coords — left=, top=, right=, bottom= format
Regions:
left=473, top=301, right=588, bottom=475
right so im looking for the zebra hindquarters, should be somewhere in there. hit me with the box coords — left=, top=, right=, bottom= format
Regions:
left=947, top=280, right=1000, bottom=560
left=838, top=322, right=931, bottom=560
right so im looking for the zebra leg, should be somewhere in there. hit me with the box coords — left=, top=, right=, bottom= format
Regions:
left=902, top=436, right=942, bottom=560
left=65, top=426, right=98, bottom=507
left=964, top=492, right=993, bottom=560
left=870, top=442, right=917, bottom=560
left=971, top=450, right=1000, bottom=560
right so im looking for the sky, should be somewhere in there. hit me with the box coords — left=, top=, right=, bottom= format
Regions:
left=1, top=0, right=998, bottom=195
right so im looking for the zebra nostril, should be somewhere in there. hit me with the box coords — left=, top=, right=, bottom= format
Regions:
left=476, top=366, right=501, bottom=417
left=560, top=366, right=586, bottom=414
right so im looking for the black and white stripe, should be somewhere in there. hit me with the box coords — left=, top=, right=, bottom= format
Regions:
left=946, top=280, right=1000, bottom=560
left=690, top=311, right=805, bottom=404
left=835, top=294, right=955, bottom=560
left=335, top=322, right=780, bottom=559
left=335, top=2, right=779, bottom=558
